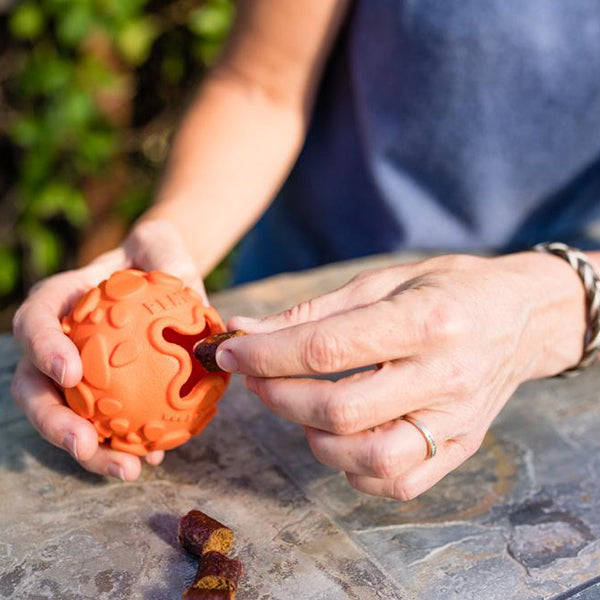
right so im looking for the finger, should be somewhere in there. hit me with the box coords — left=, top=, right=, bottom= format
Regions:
left=145, top=450, right=165, bottom=466
left=127, top=220, right=207, bottom=301
left=78, top=445, right=143, bottom=481
left=12, top=260, right=128, bottom=388
left=246, top=360, right=452, bottom=434
left=11, top=358, right=98, bottom=461
left=346, top=436, right=480, bottom=501
left=305, top=408, right=456, bottom=479
left=216, top=291, right=447, bottom=376
left=228, top=267, right=407, bottom=333
left=13, top=298, right=83, bottom=387
left=12, top=358, right=145, bottom=481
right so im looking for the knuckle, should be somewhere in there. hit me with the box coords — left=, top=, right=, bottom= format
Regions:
left=421, top=297, right=466, bottom=344
left=322, top=393, right=362, bottom=435
left=258, top=383, right=285, bottom=412
left=457, top=432, right=484, bottom=458
left=351, top=268, right=378, bottom=286
left=280, top=301, right=313, bottom=325
left=29, top=328, right=54, bottom=364
left=391, top=477, right=420, bottom=502
left=34, top=407, right=51, bottom=438
left=306, top=436, right=328, bottom=466
left=351, top=266, right=398, bottom=300
left=457, top=400, right=481, bottom=431
left=444, top=362, right=472, bottom=397
left=303, top=329, right=349, bottom=374
left=370, top=442, right=400, bottom=479
left=430, top=253, right=478, bottom=272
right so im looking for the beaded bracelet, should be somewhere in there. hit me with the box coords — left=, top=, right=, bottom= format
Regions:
left=533, top=242, right=600, bottom=377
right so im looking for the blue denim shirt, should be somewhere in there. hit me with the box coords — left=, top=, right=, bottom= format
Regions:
left=234, top=0, right=600, bottom=283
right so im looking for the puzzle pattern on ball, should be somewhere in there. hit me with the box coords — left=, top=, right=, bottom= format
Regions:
left=61, top=269, right=230, bottom=456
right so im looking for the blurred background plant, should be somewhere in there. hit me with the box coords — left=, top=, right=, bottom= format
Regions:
left=0, top=0, right=235, bottom=330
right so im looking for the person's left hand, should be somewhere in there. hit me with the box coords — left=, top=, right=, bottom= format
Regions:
left=216, top=253, right=585, bottom=500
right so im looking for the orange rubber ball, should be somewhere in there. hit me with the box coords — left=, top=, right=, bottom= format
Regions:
left=60, top=269, right=230, bottom=456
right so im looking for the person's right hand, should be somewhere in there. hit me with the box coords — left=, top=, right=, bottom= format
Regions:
left=11, top=219, right=207, bottom=481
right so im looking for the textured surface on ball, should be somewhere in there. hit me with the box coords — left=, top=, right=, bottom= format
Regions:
left=61, top=269, right=230, bottom=456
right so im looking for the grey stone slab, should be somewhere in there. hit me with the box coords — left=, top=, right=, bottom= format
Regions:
left=557, top=580, right=600, bottom=599
left=210, top=257, right=600, bottom=599
left=0, top=336, right=21, bottom=428
left=0, top=406, right=404, bottom=599
left=2, top=252, right=599, bottom=598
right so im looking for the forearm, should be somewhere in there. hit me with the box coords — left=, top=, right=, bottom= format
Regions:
left=143, top=69, right=305, bottom=275
left=140, top=0, right=349, bottom=277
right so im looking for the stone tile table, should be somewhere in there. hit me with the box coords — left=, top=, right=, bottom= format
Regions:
left=1, top=253, right=600, bottom=599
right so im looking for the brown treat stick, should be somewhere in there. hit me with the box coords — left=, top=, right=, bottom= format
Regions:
left=192, top=551, right=242, bottom=591
left=182, top=588, right=232, bottom=600
left=193, top=330, right=246, bottom=372
left=197, top=552, right=242, bottom=592
left=182, top=552, right=242, bottom=600
left=178, top=510, right=234, bottom=556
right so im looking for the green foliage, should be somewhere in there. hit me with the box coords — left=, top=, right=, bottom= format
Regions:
left=9, top=2, right=45, bottom=40
left=1, top=0, right=235, bottom=302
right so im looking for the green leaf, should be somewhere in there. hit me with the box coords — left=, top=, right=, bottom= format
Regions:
left=20, top=150, right=56, bottom=191
left=77, top=54, right=119, bottom=93
left=10, top=116, right=40, bottom=148
left=62, top=88, right=95, bottom=129
left=44, top=88, right=96, bottom=143
left=9, top=2, right=45, bottom=40
left=188, top=1, right=234, bottom=40
left=21, top=222, right=62, bottom=276
left=116, top=17, right=160, bottom=66
left=0, top=246, right=19, bottom=297
left=19, top=50, right=72, bottom=96
left=76, top=129, right=117, bottom=171
left=27, top=182, right=89, bottom=227
left=56, top=4, right=94, bottom=47
left=96, top=0, right=147, bottom=22
left=193, top=39, right=223, bottom=65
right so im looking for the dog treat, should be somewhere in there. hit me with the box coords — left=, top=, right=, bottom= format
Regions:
left=182, top=588, right=232, bottom=599
left=186, top=552, right=242, bottom=597
left=193, top=330, right=246, bottom=372
left=178, top=510, right=235, bottom=556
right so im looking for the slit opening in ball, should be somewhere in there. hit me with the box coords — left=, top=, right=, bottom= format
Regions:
left=163, top=325, right=212, bottom=397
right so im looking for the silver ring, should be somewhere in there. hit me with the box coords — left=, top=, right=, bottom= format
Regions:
left=402, top=416, right=437, bottom=459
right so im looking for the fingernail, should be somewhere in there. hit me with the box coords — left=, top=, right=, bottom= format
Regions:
left=107, top=463, right=126, bottom=481
left=63, top=433, right=78, bottom=460
left=216, top=349, right=238, bottom=373
left=51, top=357, right=66, bottom=386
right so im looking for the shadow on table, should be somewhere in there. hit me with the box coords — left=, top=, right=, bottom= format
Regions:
left=142, top=512, right=196, bottom=600
left=0, top=420, right=107, bottom=485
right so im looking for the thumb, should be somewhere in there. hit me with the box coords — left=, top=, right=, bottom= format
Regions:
left=125, top=220, right=207, bottom=303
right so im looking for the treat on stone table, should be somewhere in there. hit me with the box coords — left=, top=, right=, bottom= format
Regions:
left=178, top=510, right=235, bottom=556
left=193, top=330, right=246, bottom=372
left=182, top=588, right=232, bottom=599
left=182, top=552, right=243, bottom=599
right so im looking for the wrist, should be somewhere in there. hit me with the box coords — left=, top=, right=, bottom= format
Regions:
left=495, top=251, right=587, bottom=382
